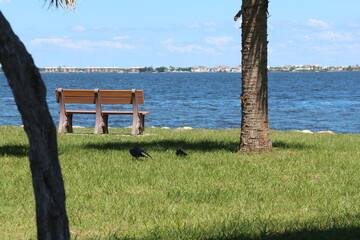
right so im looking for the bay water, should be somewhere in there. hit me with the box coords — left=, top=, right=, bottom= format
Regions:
left=0, top=72, right=359, bottom=133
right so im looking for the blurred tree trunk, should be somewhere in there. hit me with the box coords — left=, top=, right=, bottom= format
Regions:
left=238, top=0, right=272, bottom=153
left=0, top=11, right=70, bottom=240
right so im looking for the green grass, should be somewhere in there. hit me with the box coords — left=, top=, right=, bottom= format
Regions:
left=0, top=126, right=360, bottom=240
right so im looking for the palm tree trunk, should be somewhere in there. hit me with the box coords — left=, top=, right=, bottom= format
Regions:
left=238, top=0, right=272, bottom=153
left=0, top=11, right=70, bottom=240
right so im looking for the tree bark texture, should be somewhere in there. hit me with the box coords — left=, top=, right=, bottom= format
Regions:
left=238, top=0, right=272, bottom=153
left=0, top=11, right=70, bottom=240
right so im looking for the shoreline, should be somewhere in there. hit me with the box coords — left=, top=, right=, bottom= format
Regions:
left=8, top=125, right=358, bottom=135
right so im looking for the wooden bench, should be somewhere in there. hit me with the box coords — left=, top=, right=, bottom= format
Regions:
left=55, top=88, right=151, bottom=135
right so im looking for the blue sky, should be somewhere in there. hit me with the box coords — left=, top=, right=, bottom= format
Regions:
left=1, top=0, right=360, bottom=68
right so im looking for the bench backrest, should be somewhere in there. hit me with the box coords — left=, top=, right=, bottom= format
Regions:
left=55, top=89, right=145, bottom=105
left=98, top=90, right=144, bottom=104
left=56, top=89, right=95, bottom=104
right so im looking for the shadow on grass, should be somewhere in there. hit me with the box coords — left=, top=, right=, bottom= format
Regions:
left=83, top=139, right=239, bottom=153
left=272, top=140, right=312, bottom=150
left=84, top=139, right=313, bottom=153
left=211, top=226, right=360, bottom=240
left=0, top=144, right=28, bottom=157
left=99, top=225, right=360, bottom=240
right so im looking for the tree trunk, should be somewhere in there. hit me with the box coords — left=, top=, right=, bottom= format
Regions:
left=0, top=11, right=70, bottom=240
left=238, top=0, right=272, bottom=153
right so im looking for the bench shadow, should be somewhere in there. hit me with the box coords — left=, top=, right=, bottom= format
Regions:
left=0, top=144, right=29, bottom=158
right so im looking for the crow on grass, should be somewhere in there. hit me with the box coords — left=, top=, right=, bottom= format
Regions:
left=130, top=147, right=152, bottom=159
left=176, top=147, right=188, bottom=157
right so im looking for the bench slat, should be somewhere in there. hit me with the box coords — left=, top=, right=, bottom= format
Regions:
left=62, top=96, right=95, bottom=104
left=65, top=110, right=151, bottom=115
left=100, top=90, right=144, bottom=104
left=102, top=111, right=151, bottom=115
left=99, top=98, right=143, bottom=104
left=62, top=89, right=95, bottom=96
left=66, top=110, right=96, bottom=114
left=100, top=90, right=140, bottom=97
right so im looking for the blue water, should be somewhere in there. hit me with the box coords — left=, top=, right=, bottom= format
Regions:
left=0, top=72, right=359, bottom=133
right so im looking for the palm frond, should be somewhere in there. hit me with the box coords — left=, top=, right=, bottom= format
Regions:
left=47, top=0, right=76, bottom=9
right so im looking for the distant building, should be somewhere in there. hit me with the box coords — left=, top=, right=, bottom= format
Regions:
left=84, top=67, right=122, bottom=73
left=60, top=67, right=77, bottom=73
left=129, top=67, right=145, bottom=73
left=352, top=65, right=360, bottom=71
left=230, top=66, right=242, bottom=72
left=43, top=67, right=60, bottom=73
left=191, top=66, right=210, bottom=72
left=211, top=65, right=231, bottom=72
left=42, top=67, right=79, bottom=73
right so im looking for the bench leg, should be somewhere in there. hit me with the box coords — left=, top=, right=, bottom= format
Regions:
left=139, top=115, right=145, bottom=135
left=102, top=115, right=109, bottom=134
left=58, top=112, right=66, bottom=134
left=58, top=113, right=73, bottom=134
left=95, top=114, right=108, bottom=134
left=58, top=118, right=65, bottom=134
left=131, top=113, right=141, bottom=136
left=66, top=114, right=73, bottom=133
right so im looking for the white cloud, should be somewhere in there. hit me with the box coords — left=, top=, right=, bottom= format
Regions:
left=309, top=42, right=360, bottom=56
left=302, top=35, right=312, bottom=41
left=161, top=38, right=214, bottom=53
left=112, top=36, right=130, bottom=40
left=72, top=25, right=86, bottom=32
left=307, top=19, right=330, bottom=29
left=319, top=31, right=354, bottom=41
left=30, top=38, right=136, bottom=50
left=31, top=38, right=66, bottom=45
left=167, top=44, right=214, bottom=53
left=160, top=38, right=175, bottom=45
left=205, top=36, right=234, bottom=45
left=204, top=22, right=217, bottom=27
left=186, top=24, right=201, bottom=29
left=348, top=21, right=360, bottom=28
left=203, top=22, right=219, bottom=32
left=311, top=44, right=350, bottom=55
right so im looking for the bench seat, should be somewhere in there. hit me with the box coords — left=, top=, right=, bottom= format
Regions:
left=64, top=110, right=151, bottom=115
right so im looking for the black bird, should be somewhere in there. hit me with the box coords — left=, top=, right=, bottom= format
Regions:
left=130, top=147, right=152, bottom=159
left=176, top=147, right=187, bottom=157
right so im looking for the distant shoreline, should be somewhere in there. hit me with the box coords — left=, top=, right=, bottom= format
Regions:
left=2, top=71, right=359, bottom=74
left=2, top=65, right=360, bottom=74
left=2, top=70, right=360, bottom=74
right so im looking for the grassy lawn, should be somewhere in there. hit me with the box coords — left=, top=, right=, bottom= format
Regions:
left=0, top=126, right=360, bottom=239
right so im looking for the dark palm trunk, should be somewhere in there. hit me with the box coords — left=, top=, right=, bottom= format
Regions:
left=238, top=0, right=272, bottom=153
left=0, top=11, right=70, bottom=240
